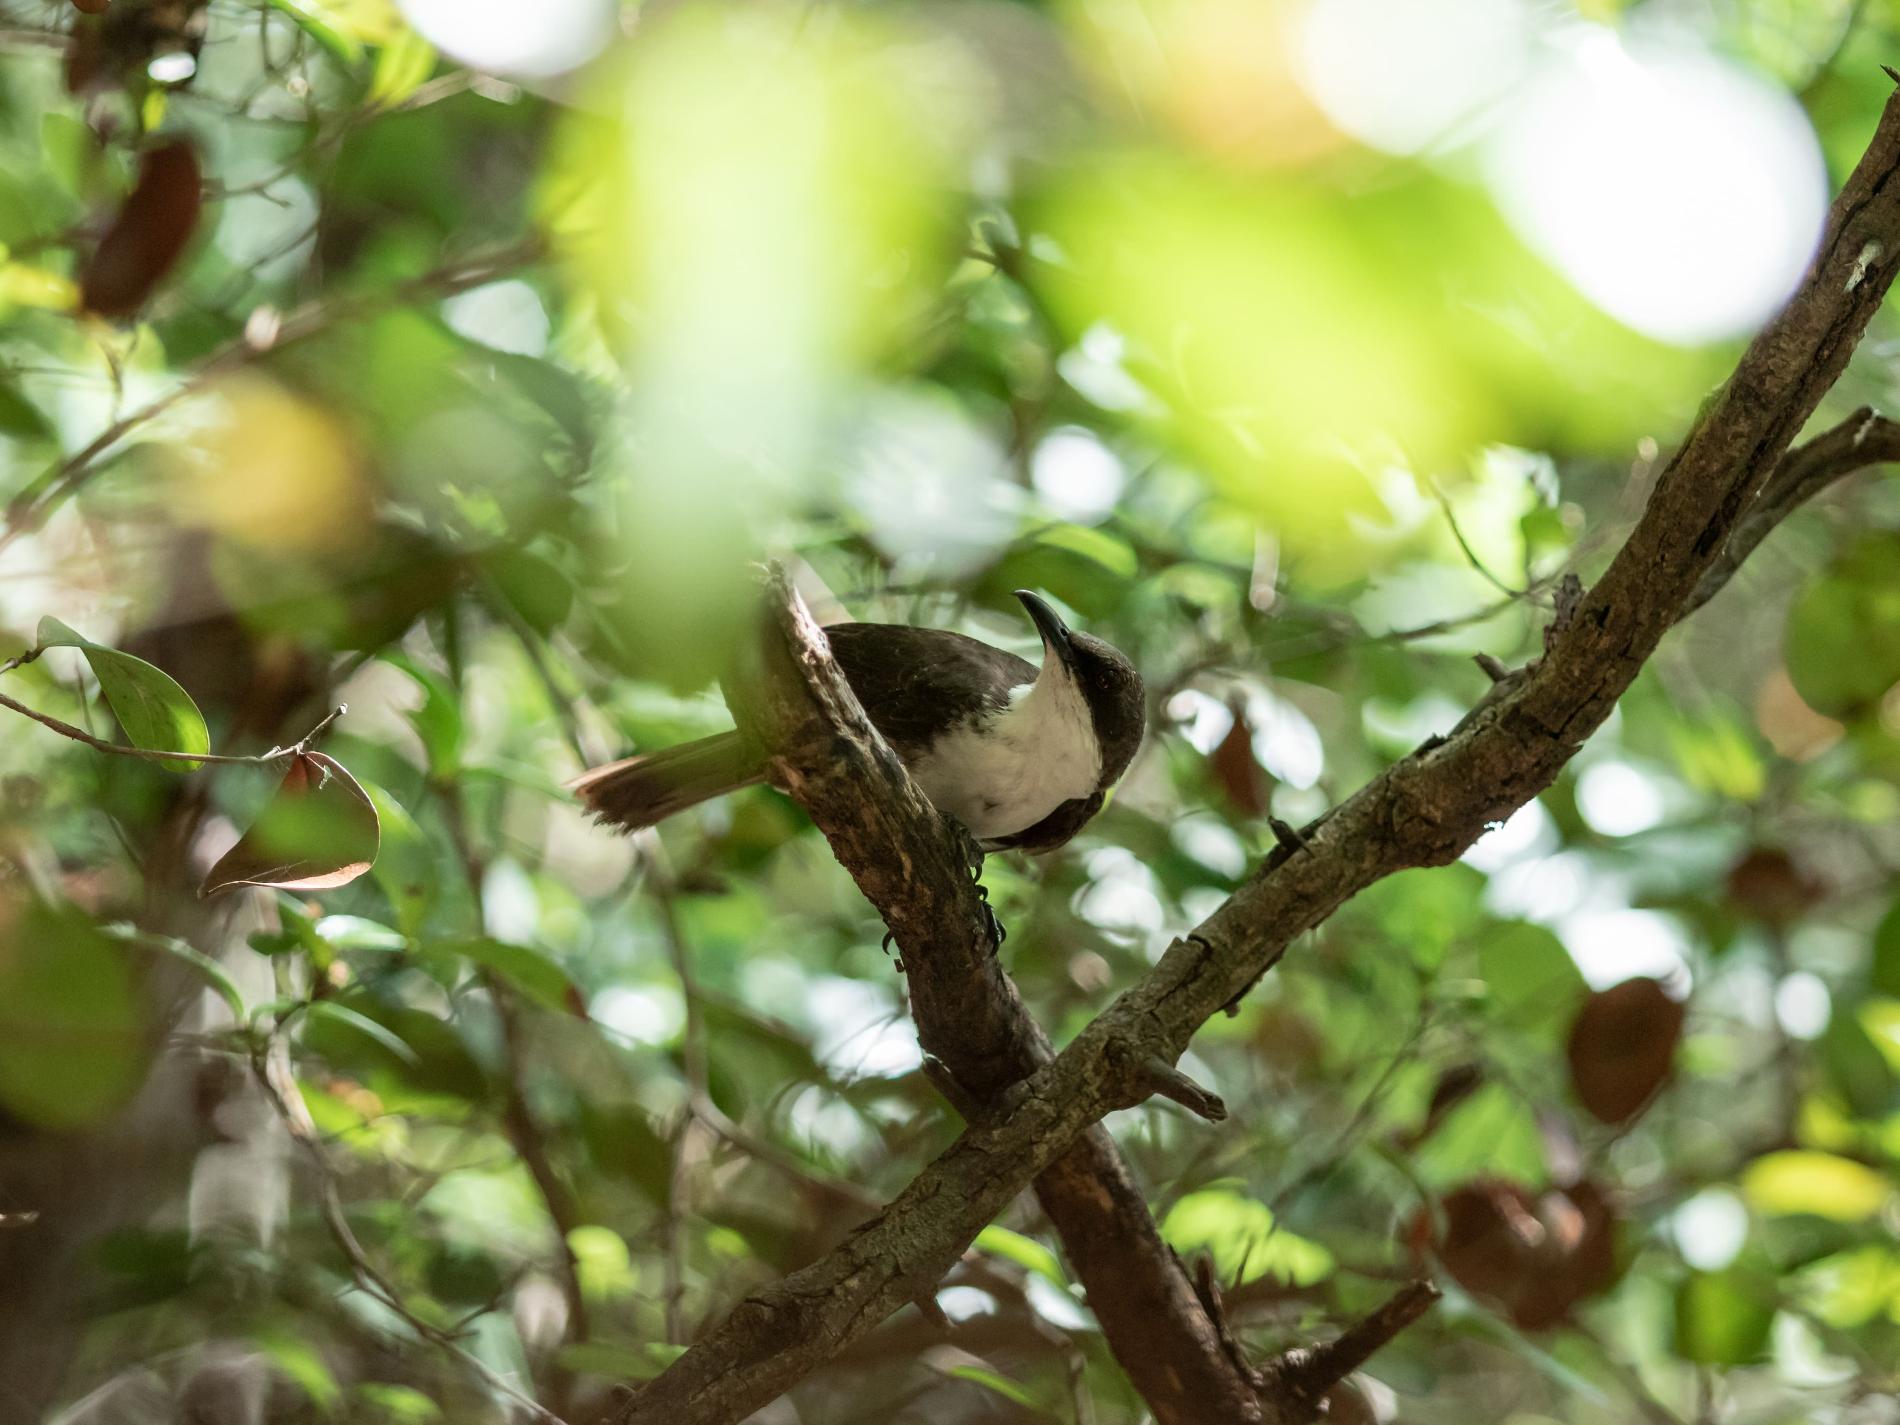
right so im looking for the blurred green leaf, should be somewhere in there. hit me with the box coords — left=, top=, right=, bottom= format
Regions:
left=975, top=1224, right=1069, bottom=1288
left=1478, top=920, right=1586, bottom=1039
left=0, top=903, right=144, bottom=1130
left=432, top=937, right=583, bottom=1017
left=354, top=1383, right=442, bottom=1423
left=368, top=27, right=435, bottom=107
left=1784, top=534, right=1900, bottom=718
left=1873, top=899, right=1900, bottom=998
left=300, top=1001, right=422, bottom=1067
left=1414, top=1084, right=1547, bottom=1189
left=945, top=1365, right=1045, bottom=1411
left=1673, top=1268, right=1776, bottom=1365
left=569, top=1224, right=639, bottom=1301
left=557, top=1340, right=685, bottom=1380
left=1160, top=1187, right=1332, bottom=1286
left=255, top=1329, right=343, bottom=1409
left=1666, top=711, right=1765, bottom=802
left=266, top=0, right=384, bottom=62
left=1797, top=1244, right=1900, bottom=1329
left=1817, top=1005, right=1899, bottom=1119
left=314, top=914, right=408, bottom=953
left=385, top=654, right=463, bottom=777
left=1741, top=1151, right=1891, bottom=1222
left=104, top=926, right=246, bottom=1023
left=0, top=380, right=50, bottom=438
left=361, top=779, right=437, bottom=935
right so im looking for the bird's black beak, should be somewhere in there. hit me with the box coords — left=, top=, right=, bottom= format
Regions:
left=1014, top=590, right=1080, bottom=675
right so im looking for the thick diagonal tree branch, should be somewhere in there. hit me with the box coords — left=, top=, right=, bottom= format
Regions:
left=615, top=84, right=1900, bottom=1425
left=1682, top=405, right=1900, bottom=617
left=718, top=584, right=1264, bottom=1423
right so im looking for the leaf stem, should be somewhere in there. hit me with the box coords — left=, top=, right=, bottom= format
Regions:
left=0, top=687, right=346, bottom=768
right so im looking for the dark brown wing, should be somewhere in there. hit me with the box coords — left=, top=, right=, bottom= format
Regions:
left=984, top=791, right=1103, bottom=854
left=823, top=622, right=1035, bottom=755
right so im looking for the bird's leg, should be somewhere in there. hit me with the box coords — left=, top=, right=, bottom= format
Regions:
left=973, top=879, right=1007, bottom=949
left=880, top=928, right=905, bottom=973
left=953, top=825, right=1008, bottom=949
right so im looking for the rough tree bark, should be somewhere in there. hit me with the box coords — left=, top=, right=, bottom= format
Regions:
left=720, top=585, right=1268, bottom=1424
left=614, top=82, right=1900, bottom=1425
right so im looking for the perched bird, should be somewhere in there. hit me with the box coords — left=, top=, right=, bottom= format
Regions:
left=574, top=591, right=1145, bottom=853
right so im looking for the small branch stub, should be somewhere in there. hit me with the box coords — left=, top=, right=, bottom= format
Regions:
left=1136, top=1053, right=1228, bottom=1122
left=1260, top=1279, right=1441, bottom=1413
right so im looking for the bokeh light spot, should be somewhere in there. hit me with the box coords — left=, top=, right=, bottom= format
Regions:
left=1485, top=30, right=1826, bottom=345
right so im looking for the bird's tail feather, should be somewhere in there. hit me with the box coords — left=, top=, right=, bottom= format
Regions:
left=570, top=733, right=765, bottom=832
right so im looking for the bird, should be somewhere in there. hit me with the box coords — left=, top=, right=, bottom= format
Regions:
left=573, top=590, right=1145, bottom=855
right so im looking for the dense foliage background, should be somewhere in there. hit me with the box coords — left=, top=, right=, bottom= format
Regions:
left=3, top=0, right=1900, bottom=1421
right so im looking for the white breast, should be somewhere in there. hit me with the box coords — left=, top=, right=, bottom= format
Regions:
left=906, top=670, right=1102, bottom=841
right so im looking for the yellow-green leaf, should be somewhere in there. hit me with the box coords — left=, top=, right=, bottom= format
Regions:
left=975, top=1224, right=1068, bottom=1287
left=1674, top=1268, right=1776, bottom=1365
left=1741, top=1151, right=1891, bottom=1222
left=1161, top=1187, right=1334, bottom=1286
left=369, top=27, right=435, bottom=107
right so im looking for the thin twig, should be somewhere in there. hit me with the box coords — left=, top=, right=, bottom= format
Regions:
left=0, top=689, right=344, bottom=768
left=1429, top=477, right=1523, bottom=597
left=648, top=840, right=714, bottom=1347
left=437, top=607, right=590, bottom=1403
left=248, top=1039, right=570, bottom=1425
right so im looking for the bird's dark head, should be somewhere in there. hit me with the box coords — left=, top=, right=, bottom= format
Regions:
left=1014, top=590, right=1147, bottom=783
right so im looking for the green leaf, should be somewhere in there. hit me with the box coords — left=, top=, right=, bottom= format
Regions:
left=255, top=1329, right=342, bottom=1409
left=368, top=26, right=435, bottom=106
left=568, top=1225, right=639, bottom=1301
left=0, top=380, right=50, bottom=438
left=299, top=1000, right=421, bottom=1066
left=103, top=926, right=246, bottom=1023
left=1784, top=533, right=1900, bottom=717
left=384, top=653, right=462, bottom=776
left=314, top=914, right=408, bottom=952
left=1249, top=1226, right=1336, bottom=1287
left=945, top=1365, right=1044, bottom=1411
left=1478, top=920, right=1586, bottom=1039
left=975, top=1224, right=1069, bottom=1287
left=1160, top=1188, right=1333, bottom=1286
left=556, top=1340, right=685, bottom=1380
left=360, top=779, right=436, bottom=935
left=1873, top=899, right=1900, bottom=998
left=1741, top=1150, right=1891, bottom=1222
left=1034, top=523, right=1139, bottom=577
left=1818, top=1014, right=1898, bottom=1120
left=267, top=0, right=365, bottom=63
left=0, top=903, right=144, bottom=1129
left=431, top=937, right=583, bottom=1016
left=40, top=112, right=92, bottom=202
left=301, top=1000, right=487, bottom=1100
left=1665, top=709, right=1765, bottom=801
left=1798, top=1245, right=1900, bottom=1329
left=1414, top=1083, right=1547, bottom=1189
left=35, top=616, right=209, bottom=770
left=482, top=546, right=575, bottom=637
left=1673, top=1268, right=1776, bottom=1365
left=353, top=1383, right=442, bottom=1424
